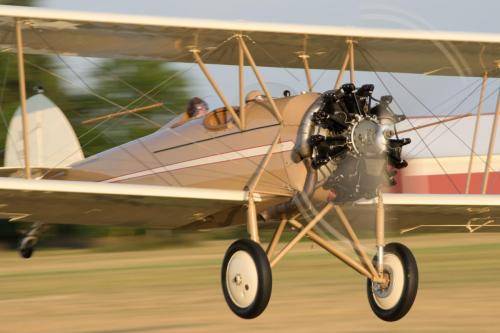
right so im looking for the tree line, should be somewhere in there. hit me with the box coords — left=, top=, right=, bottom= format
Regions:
left=0, top=0, right=191, bottom=247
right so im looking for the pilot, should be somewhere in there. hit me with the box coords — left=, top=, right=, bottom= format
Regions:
left=187, top=97, right=209, bottom=118
left=171, top=97, right=209, bottom=128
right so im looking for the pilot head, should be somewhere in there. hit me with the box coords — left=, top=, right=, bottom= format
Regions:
left=187, top=97, right=209, bottom=118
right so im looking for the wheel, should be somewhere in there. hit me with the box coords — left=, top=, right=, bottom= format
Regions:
left=20, top=246, right=34, bottom=259
left=366, top=242, right=418, bottom=322
left=221, top=239, right=272, bottom=319
left=18, top=237, right=36, bottom=259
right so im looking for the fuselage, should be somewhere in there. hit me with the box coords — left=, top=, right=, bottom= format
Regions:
left=48, top=93, right=321, bottom=228
left=66, top=93, right=319, bottom=190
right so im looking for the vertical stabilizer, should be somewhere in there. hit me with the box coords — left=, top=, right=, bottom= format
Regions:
left=4, top=92, right=83, bottom=168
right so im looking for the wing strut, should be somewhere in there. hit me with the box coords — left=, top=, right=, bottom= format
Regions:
left=348, top=39, right=355, bottom=85
left=238, top=36, right=283, bottom=123
left=334, top=39, right=356, bottom=89
left=482, top=90, right=500, bottom=193
left=465, top=71, right=488, bottom=193
left=245, top=132, right=282, bottom=243
left=298, top=53, right=313, bottom=92
left=375, top=190, right=385, bottom=274
left=238, top=39, right=246, bottom=129
left=191, top=48, right=243, bottom=129
left=15, top=19, right=31, bottom=179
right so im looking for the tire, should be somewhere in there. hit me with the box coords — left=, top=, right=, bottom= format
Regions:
left=18, top=237, right=36, bottom=259
left=221, top=239, right=272, bottom=319
left=367, top=242, right=418, bottom=322
left=19, top=246, right=34, bottom=259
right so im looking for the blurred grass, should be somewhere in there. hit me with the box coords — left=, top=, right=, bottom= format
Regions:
left=1, top=233, right=500, bottom=332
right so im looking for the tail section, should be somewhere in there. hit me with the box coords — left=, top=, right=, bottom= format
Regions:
left=4, top=90, right=83, bottom=171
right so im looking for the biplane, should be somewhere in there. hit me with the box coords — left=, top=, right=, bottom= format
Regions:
left=0, top=5, right=499, bottom=321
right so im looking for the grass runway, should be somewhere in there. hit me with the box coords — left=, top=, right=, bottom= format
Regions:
left=1, top=233, right=500, bottom=332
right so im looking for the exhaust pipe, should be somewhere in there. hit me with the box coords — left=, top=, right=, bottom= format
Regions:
left=292, top=96, right=324, bottom=163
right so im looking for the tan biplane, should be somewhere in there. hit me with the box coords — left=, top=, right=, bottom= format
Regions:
left=0, top=5, right=499, bottom=321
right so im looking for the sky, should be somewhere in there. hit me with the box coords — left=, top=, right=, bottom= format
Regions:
left=23, top=0, right=500, bottom=117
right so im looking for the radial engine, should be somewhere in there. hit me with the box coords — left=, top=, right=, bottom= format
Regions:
left=295, top=83, right=411, bottom=202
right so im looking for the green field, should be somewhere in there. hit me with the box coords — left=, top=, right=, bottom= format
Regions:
left=1, top=233, right=500, bottom=333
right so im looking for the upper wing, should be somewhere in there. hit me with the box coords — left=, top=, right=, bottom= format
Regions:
left=357, top=193, right=500, bottom=234
left=0, top=177, right=259, bottom=228
left=0, top=5, right=498, bottom=76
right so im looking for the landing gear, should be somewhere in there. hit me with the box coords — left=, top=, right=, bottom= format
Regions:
left=18, top=236, right=36, bottom=259
left=18, top=223, right=43, bottom=259
left=367, top=243, right=419, bottom=322
left=226, top=193, right=420, bottom=321
left=221, top=239, right=272, bottom=319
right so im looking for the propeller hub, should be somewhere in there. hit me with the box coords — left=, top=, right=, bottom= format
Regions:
left=351, top=118, right=388, bottom=156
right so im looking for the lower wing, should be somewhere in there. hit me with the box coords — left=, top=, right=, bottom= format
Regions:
left=0, top=177, right=259, bottom=229
left=357, top=193, right=500, bottom=234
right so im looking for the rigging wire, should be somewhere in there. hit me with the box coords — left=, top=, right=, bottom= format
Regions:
left=407, top=77, right=486, bottom=154
left=311, top=49, right=342, bottom=90
left=244, top=35, right=302, bottom=84
left=358, top=47, right=461, bottom=193
left=430, top=77, right=482, bottom=110
left=412, top=88, right=498, bottom=156
left=359, top=45, right=498, bottom=174
left=32, top=29, right=162, bottom=128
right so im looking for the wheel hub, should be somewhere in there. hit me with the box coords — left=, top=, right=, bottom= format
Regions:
left=233, top=274, right=243, bottom=285
left=372, top=270, right=394, bottom=298
left=370, top=252, right=406, bottom=311
left=225, top=250, right=259, bottom=308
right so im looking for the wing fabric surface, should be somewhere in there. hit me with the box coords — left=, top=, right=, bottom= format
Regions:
left=0, top=177, right=255, bottom=228
left=0, top=5, right=498, bottom=76
left=357, top=193, right=500, bottom=234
